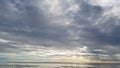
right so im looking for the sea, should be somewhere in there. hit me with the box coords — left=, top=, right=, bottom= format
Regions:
left=0, top=62, right=120, bottom=68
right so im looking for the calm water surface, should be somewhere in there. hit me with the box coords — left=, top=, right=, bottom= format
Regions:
left=0, top=63, right=120, bottom=68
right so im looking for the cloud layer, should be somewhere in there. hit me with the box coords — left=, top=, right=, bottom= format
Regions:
left=0, top=0, right=120, bottom=62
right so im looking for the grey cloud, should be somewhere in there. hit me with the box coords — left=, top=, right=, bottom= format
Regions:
left=0, top=0, right=120, bottom=61
left=0, top=42, right=19, bottom=53
left=67, top=0, right=120, bottom=60
left=0, top=0, right=68, bottom=45
left=71, top=0, right=120, bottom=46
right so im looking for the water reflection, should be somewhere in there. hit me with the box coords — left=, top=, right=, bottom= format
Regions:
left=0, top=63, right=120, bottom=68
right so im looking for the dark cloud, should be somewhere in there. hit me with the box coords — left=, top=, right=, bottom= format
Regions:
left=72, top=1, right=120, bottom=46
left=0, top=0, right=68, bottom=46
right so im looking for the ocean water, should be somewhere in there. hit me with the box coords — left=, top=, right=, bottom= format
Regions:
left=0, top=62, right=120, bottom=68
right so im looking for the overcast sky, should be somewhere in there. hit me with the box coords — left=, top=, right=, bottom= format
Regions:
left=0, top=0, right=120, bottom=62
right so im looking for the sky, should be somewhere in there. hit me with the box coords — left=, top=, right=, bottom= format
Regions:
left=0, top=0, right=120, bottom=62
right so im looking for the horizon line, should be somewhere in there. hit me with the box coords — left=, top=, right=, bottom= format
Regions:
left=1, top=61, right=120, bottom=64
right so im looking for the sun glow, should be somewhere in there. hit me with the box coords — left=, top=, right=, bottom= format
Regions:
left=20, top=46, right=101, bottom=63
